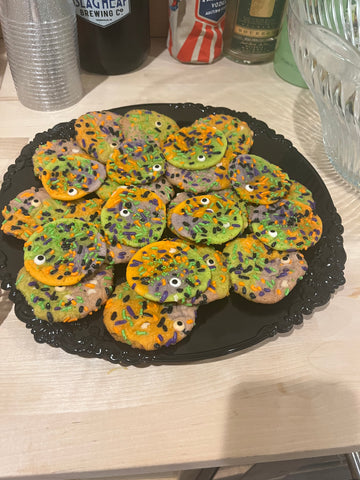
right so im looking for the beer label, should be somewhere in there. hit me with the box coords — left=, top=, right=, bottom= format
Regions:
left=195, top=0, right=226, bottom=24
left=73, top=0, right=130, bottom=27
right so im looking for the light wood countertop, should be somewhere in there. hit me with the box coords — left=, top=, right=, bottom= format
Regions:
left=0, top=38, right=359, bottom=480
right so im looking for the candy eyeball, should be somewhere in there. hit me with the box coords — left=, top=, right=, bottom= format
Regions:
left=67, top=188, right=78, bottom=196
left=152, top=164, right=162, bottom=172
left=110, top=141, right=118, bottom=148
left=169, top=277, right=181, bottom=287
left=120, top=208, right=131, bottom=217
left=30, top=198, right=41, bottom=207
left=55, top=285, right=66, bottom=291
left=268, top=229, right=278, bottom=238
left=155, top=120, right=162, bottom=128
left=173, top=320, right=186, bottom=332
left=34, top=255, right=46, bottom=265
left=281, top=255, right=291, bottom=264
left=245, top=184, right=254, bottom=192
left=206, top=258, right=216, bottom=267
left=197, top=154, right=206, bottom=162
left=200, top=197, right=210, bottom=205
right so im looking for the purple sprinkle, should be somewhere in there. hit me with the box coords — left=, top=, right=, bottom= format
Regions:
left=115, top=320, right=127, bottom=325
left=126, top=306, right=136, bottom=318
left=160, top=290, right=168, bottom=302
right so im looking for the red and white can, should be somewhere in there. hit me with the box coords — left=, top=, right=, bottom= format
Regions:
left=167, top=0, right=226, bottom=64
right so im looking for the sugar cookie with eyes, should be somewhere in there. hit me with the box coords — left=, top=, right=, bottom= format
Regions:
left=284, top=180, right=316, bottom=210
left=97, top=175, right=175, bottom=205
left=106, top=139, right=166, bottom=186
left=165, top=158, right=231, bottom=193
left=168, top=192, right=248, bottom=245
left=193, top=113, right=254, bottom=154
left=23, top=219, right=107, bottom=286
left=190, top=244, right=230, bottom=305
left=103, top=281, right=197, bottom=350
left=163, top=124, right=227, bottom=171
left=36, top=154, right=106, bottom=201
left=249, top=199, right=323, bottom=251
left=119, top=109, right=179, bottom=147
left=74, top=110, right=124, bottom=163
left=16, top=264, right=114, bottom=323
left=101, top=186, right=166, bottom=250
left=229, top=154, right=292, bottom=205
left=1, top=187, right=104, bottom=240
left=223, top=235, right=309, bottom=303
left=32, top=139, right=91, bottom=176
left=126, top=240, right=211, bottom=304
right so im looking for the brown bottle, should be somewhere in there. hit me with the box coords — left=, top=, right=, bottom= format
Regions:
left=73, top=0, right=150, bottom=75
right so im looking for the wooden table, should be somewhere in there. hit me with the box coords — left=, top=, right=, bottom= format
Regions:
left=0, top=38, right=359, bottom=480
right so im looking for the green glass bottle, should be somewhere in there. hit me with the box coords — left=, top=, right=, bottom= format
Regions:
left=223, top=0, right=287, bottom=64
left=273, top=13, right=307, bottom=88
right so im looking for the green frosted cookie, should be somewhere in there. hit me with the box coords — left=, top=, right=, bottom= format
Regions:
left=191, top=244, right=230, bottom=304
left=107, top=139, right=165, bottom=185
left=193, top=113, right=254, bottom=154
left=33, top=138, right=91, bottom=177
left=101, top=186, right=166, bottom=248
left=16, top=264, right=114, bottom=323
left=229, top=154, right=292, bottom=204
left=168, top=192, right=248, bottom=245
left=74, top=110, right=124, bottom=163
left=223, top=235, right=308, bottom=303
left=1, top=187, right=103, bottom=241
left=249, top=199, right=323, bottom=251
left=36, top=154, right=106, bottom=201
left=103, top=282, right=196, bottom=350
left=126, top=240, right=211, bottom=304
left=24, top=219, right=107, bottom=286
left=119, top=109, right=179, bottom=146
left=163, top=124, right=227, bottom=171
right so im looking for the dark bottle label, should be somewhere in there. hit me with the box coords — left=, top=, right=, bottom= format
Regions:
left=234, top=0, right=286, bottom=39
left=195, top=0, right=226, bottom=24
left=73, top=0, right=130, bottom=27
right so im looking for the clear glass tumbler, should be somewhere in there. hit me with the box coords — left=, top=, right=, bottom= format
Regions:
left=288, top=0, right=360, bottom=190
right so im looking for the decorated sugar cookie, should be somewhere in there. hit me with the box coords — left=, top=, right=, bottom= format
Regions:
left=32, top=138, right=90, bottom=176
left=168, top=192, right=248, bottom=245
left=126, top=240, right=211, bottom=304
left=23, top=219, right=107, bottom=286
left=74, top=110, right=124, bottom=163
left=119, top=109, right=179, bottom=146
left=103, top=282, right=197, bottom=350
left=16, top=264, right=114, bottom=323
left=163, top=124, right=227, bottom=170
left=249, top=199, right=323, bottom=251
left=1, top=187, right=103, bottom=240
left=192, top=244, right=230, bottom=304
left=229, top=154, right=292, bottom=204
left=223, top=235, right=308, bottom=303
left=106, top=139, right=165, bottom=185
left=101, top=186, right=166, bottom=248
left=165, top=157, right=231, bottom=193
left=193, top=113, right=254, bottom=154
left=36, top=155, right=106, bottom=201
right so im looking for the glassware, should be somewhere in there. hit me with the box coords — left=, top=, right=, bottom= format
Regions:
left=288, top=0, right=360, bottom=190
left=0, top=0, right=83, bottom=111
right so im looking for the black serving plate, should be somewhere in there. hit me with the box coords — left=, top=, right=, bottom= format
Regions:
left=0, top=103, right=346, bottom=366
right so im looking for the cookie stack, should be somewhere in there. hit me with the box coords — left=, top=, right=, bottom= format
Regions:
left=1, top=109, right=322, bottom=351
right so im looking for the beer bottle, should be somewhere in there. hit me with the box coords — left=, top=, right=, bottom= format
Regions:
left=73, top=0, right=150, bottom=75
